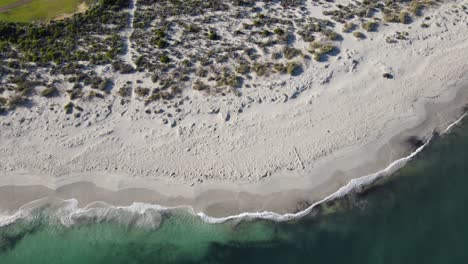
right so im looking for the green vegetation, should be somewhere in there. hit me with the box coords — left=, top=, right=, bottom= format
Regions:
left=208, top=30, right=218, bottom=40
left=399, top=11, right=411, bottom=24
left=40, top=86, right=58, bottom=97
left=353, top=31, right=366, bottom=39
left=0, top=0, right=441, bottom=118
left=274, top=27, right=285, bottom=35
left=362, top=21, right=377, bottom=32
left=286, top=62, right=301, bottom=75
left=64, top=102, right=74, bottom=114
left=342, top=23, right=355, bottom=33
left=160, top=55, right=170, bottom=63
left=383, top=13, right=401, bottom=23
left=409, top=1, right=424, bottom=15
left=0, top=0, right=19, bottom=6
left=283, top=47, right=302, bottom=60
left=236, top=64, right=250, bottom=75
left=0, top=0, right=91, bottom=23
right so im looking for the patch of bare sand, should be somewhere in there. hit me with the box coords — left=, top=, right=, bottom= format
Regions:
left=53, top=2, right=88, bottom=21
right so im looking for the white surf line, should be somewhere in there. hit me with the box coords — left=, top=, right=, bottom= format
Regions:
left=442, top=113, right=467, bottom=134
left=197, top=139, right=430, bottom=224
left=0, top=114, right=466, bottom=228
left=198, top=112, right=468, bottom=224
left=122, top=0, right=138, bottom=68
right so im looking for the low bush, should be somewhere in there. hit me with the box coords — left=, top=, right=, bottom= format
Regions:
left=362, top=21, right=377, bottom=32
left=40, top=86, right=58, bottom=97
left=135, top=87, right=150, bottom=97
left=64, top=102, right=74, bottom=114
left=286, top=62, right=301, bottom=75
left=353, top=31, right=366, bottom=39
left=283, top=47, right=302, bottom=60
left=274, top=27, right=285, bottom=35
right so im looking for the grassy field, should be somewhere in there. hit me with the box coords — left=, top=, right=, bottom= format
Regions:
left=0, top=0, right=21, bottom=6
left=0, top=0, right=90, bottom=23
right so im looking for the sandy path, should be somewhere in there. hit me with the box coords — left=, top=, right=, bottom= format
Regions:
left=0, top=0, right=31, bottom=13
left=121, top=0, right=138, bottom=68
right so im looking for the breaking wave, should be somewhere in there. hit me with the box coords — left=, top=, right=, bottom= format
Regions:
left=0, top=113, right=465, bottom=229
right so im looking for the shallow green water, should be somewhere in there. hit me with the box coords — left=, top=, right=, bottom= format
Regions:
left=1, top=120, right=467, bottom=264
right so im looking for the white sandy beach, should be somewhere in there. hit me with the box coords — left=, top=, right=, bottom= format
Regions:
left=0, top=0, right=467, bottom=217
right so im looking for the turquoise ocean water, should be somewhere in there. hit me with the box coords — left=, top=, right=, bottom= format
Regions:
left=0, top=118, right=467, bottom=263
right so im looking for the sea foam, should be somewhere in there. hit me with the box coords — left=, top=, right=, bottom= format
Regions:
left=0, top=113, right=465, bottom=228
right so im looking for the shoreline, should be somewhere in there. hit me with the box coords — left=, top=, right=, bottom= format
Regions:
left=0, top=85, right=466, bottom=218
left=0, top=109, right=465, bottom=227
left=1, top=0, right=467, bottom=218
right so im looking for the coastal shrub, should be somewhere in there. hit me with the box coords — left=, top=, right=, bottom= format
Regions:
left=40, top=86, right=58, bottom=97
left=151, top=74, right=159, bottom=83
left=208, top=31, right=219, bottom=40
left=154, top=29, right=165, bottom=39
left=283, top=47, right=302, bottom=60
left=101, top=0, right=130, bottom=10
left=7, top=95, right=24, bottom=109
left=145, top=93, right=161, bottom=105
left=186, top=24, right=201, bottom=33
left=385, top=36, right=398, bottom=43
left=273, top=63, right=287, bottom=74
left=395, top=31, right=409, bottom=40
left=192, top=80, right=208, bottom=91
left=313, top=53, right=321, bottom=61
left=67, top=89, right=83, bottom=100
left=272, top=52, right=283, bottom=60
left=236, top=64, right=250, bottom=75
left=118, top=63, right=136, bottom=74
left=87, top=91, right=104, bottom=100
left=117, top=86, right=130, bottom=97
left=274, top=27, right=285, bottom=35
left=353, top=31, right=366, bottom=39
left=227, top=76, right=243, bottom=88
left=99, top=78, right=113, bottom=93
left=75, top=105, right=83, bottom=112
left=320, top=45, right=335, bottom=54
left=156, top=39, right=169, bottom=49
left=253, top=63, right=268, bottom=76
left=399, top=12, right=411, bottom=24
left=160, top=55, right=170, bottom=63
left=309, top=42, right=335, bottom=56
left=242, top=23, right=253, bottom=30
left=261, top=30, right=271, bottom=37
left=64, top=102, right=74, bottom=114
left=362, top=21, right=377, bottom=32
left=286, top=62, right=301, bottom=75
left=323, top=29, right=341, bottom=41
left=135, top=87, right=150, bottom=97
left=410, top=2, right=424, bottom=15
left=383, top=13, right=400, bottom=23
left=342, top=23, right=356, bottom=33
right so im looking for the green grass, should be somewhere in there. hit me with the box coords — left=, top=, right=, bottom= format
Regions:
left=0, top=0, right=20, bottom=6
left=0, top=0, right=89, bottom=23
